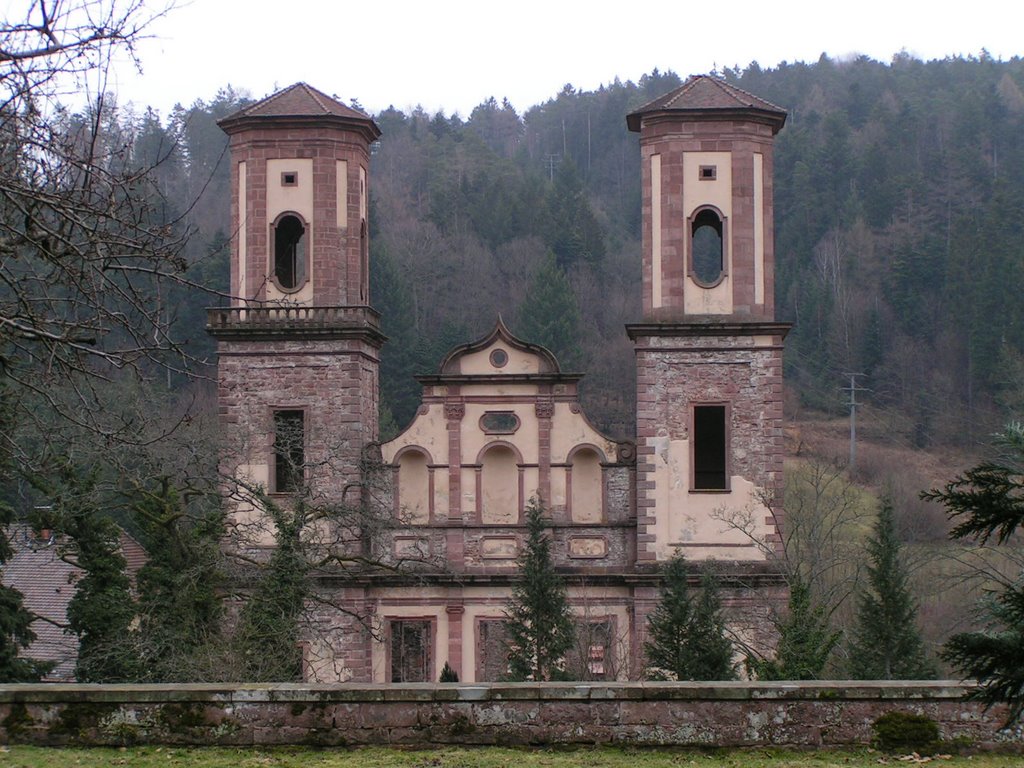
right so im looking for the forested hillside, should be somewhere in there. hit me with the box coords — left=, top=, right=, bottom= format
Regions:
left=133, top=55, right=1024, bottom=445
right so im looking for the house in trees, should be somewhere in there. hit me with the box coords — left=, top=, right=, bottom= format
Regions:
left=1, top=525, right=147, bottom=681
left=208, top=76, right=790, bottom=682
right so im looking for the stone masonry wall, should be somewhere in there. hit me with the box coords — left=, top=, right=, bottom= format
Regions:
left=0, top=682, right=1019, bottom=748
left=218, top=335, right=380, bottom=506
left=638, top=118, right=777, bottom=322
left=227, top=128, right=372, bottom=307
left=632, top=330, right=786, bottom=563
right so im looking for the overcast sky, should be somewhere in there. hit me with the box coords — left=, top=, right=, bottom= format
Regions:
left=105, top=0, right=1023, bottom=118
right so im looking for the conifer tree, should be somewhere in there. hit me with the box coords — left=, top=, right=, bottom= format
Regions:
left=542, top=158, right=606, bottom=269
left=439, top=661, right=459, bottom=682
left=235, top=496, right=309, bottom=682
left=925, top=423, right=1024, bottom=723
left=504, top=498, right=575, bottom=681
left=750, top=575, right=840, bottom=680
left=60, top=478, right=139, bottom=683
left=131, top=478, right=224, bottom=681
left=645, top=556, right=736, bottom=680
left=0, top=393, right=50, bottom=683
left=0, top=503, right=51, bottom=682
left=847, top=500, right=935, bottom=679
left=516, top=255, right=583, bottom=370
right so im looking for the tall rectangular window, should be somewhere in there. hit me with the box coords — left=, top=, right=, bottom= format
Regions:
left=566, top=619, right=614, bottom=680
left=390, top=619, right=432, bottom=682
left=273, top=409, right=305, bottom=493
left=692, top=405, right=727, bottom=490
left=476, top=619, right=510, bottom=682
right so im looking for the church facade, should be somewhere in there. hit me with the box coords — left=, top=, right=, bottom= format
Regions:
left=208, top=77, right=790, bottom=683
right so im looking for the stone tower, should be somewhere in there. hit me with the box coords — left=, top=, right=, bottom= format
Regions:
left=208, top=84, right=384, bottom=536
left=626, top=76, right=790, bottom=565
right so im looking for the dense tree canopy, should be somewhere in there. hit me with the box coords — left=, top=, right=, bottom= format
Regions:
left=1, top=53, right=1013, bottom=446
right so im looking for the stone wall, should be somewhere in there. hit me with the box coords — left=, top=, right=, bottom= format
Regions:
left=1, top=681, right=1019, bottom=749
left=630, top=325, right=787, bottom=564
left=216, top=334, right=381, bottom=518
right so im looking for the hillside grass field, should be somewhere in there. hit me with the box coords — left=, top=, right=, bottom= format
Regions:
left=2, top=746, right=1023, bottom=768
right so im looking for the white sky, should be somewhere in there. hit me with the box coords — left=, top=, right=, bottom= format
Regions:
left=104, top=0, right=1023, bottom=118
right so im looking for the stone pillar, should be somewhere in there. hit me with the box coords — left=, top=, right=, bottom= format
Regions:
left=445, top=603, right=465, bottom=680
left=445, top=401, right=465, bottom=569
left=535, top=397, right=553, bottom=510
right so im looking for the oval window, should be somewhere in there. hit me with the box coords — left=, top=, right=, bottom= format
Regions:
left=480, top=411, right=520, bottom=434
left=691, top=209, right=723, bottom=286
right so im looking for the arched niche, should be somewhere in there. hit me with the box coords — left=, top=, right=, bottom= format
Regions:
left=478, top=442, right=522, bottom=525
left=394, top=446, right=432, bottom=524
left=567, top=444, right=606, bottom=523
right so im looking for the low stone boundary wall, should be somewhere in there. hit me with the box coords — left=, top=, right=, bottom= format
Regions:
left=0, top=681, right=1019, bottom=748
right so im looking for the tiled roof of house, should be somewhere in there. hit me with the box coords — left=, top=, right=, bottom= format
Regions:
left=627, top=75, right=787, bottom=133
left=2, top=525, right=148, bottom=682
left=218, top=83, right=381, bottom=138
left=3, top=527, right=80, bottom=681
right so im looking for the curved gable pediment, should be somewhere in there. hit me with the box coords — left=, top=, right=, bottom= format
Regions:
left=439, top=317, right=560, bottom=376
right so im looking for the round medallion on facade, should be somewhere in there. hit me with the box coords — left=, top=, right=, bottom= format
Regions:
left=489, top=348, right=509, bottom=368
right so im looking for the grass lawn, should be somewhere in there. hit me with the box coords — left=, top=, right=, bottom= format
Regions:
left=1, top=746, right=1022, bottom=768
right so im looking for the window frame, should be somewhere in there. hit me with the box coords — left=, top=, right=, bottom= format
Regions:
left=690, top=402, right=731, bottom=493
left=686, top=205, right=728, bottom=288
left=271, top=407, right=306, bottom=495
left=270, top=211, right=309, bottom=293
left=698, top=164, right=717, bottom=181
left=475, top=617, right=510, bottom=682
left=479, top=410, right=521, bottom=435
left=386, top=617, right=436, bottom=683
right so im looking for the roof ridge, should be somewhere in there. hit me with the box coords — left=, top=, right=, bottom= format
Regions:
left=664, top=76, right=699, bottom=109
left=302, top=83, right=332, bottom=115
left=242, top=82, right=302, bottom=118
left=708, top=75, right=787, bottom=113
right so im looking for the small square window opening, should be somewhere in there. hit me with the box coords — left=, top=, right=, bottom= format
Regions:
left=281, top=171, right=298, bottom=186
left=699, top=165, right=717, bottom=181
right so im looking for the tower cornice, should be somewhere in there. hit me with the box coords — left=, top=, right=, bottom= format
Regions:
left=625, top=320, right=791, bottom=340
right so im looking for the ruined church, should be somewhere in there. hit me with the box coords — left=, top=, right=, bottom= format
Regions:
left=207, top=76, right=790, bottom=682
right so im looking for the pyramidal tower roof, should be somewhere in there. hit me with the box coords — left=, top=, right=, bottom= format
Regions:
left=627, top=74, right=787, bottom=134
left=218, top=82, right=381, bottom=139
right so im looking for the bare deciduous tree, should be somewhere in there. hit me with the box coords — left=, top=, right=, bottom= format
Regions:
left=0, top=0, right=206, bottom=476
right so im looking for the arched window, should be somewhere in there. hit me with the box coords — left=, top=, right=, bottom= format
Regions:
left=396, top=449, right=430, bottom=524
left=273, top=213, right=307, bottom=290
left=480, top=444, right=519, bottom=525
left=569, top=446, right=603, bottom=523
left=690, top=207, right=725, bottom=286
